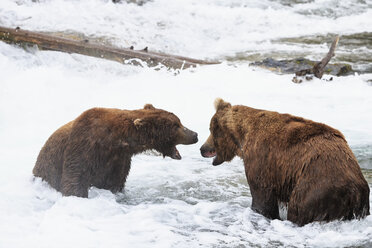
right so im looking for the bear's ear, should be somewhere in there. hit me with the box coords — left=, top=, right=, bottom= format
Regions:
left=134, top=118, right=145, bottom=129
left=144, top=104, right=155, bottom=110
left=214, top=98, right=231, bottom=111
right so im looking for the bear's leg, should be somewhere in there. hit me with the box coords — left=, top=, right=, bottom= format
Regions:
left=287, top=180, right=360, bottom=226
left=250, top=187, right=280, bottom=220
left=60, top=161, right=90, bottom=198
left=287, top=190, right=313, bottom=226
left=104, top=162, right=130, bottom=193
left=90, top=156, right=131, bottom=193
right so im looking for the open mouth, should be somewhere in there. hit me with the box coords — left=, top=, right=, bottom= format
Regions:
left=200, top=145, right=222, bottom=165
left=212, top=155, right=223, bottom=166
left=204, top=151, right=223, bottom=166
left=202, top=150, right=216, bottom=158
left=170, top=146, right=181, bottom=160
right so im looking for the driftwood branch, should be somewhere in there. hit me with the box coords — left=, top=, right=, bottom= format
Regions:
left=312, top=36, right=340, bottom=78
left=295, top=36, right=340, bottom=79
left=0, top=26, right=219, bottom=70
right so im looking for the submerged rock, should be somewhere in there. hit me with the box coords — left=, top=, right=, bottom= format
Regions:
left=250, top=57, right=354, bottom=76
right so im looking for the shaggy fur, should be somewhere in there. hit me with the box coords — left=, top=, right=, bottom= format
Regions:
left=201, top=98, right=370, bottom=226
left=33, top=104, right=198, bottom=197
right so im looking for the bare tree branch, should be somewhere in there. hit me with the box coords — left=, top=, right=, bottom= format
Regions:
left=295, top=36, right=340, bottom=79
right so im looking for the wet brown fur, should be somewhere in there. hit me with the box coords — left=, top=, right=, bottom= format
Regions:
left=33, top=105, right=197, bottom=197
left=201, top=99, right=370, bottom=226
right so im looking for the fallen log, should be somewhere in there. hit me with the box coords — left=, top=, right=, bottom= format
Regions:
left=0, top=26, right=219, bottom=70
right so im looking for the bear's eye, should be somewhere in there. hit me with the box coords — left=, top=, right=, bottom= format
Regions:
left=172, top=123, right=180, bottom=130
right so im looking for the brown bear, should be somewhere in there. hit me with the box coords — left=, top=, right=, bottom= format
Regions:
left=200, top=98, right=370, bottom=226
left=33, top=104, right=198, bottom=198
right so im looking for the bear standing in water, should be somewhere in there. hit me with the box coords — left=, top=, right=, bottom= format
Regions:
left=200, top=98, right=369, bottom=226
left=33, top=104, right=198, bottom=197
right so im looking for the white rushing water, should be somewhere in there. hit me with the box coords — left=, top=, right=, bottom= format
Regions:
left=1, top=0, right=372, bottom=247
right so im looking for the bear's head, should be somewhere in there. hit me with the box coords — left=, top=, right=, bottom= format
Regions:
left=134, top=104, right=198, bottom=160
left=200, top=98, right=240, bottom=166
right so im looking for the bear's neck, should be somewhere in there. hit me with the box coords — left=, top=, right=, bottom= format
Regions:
left=128, top=125, right=165, bottom=155
left=225, top=106, right=262, bottom=157
left=129, top=133, right=158, bottom=155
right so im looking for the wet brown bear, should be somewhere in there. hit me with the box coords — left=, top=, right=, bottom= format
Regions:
left=33, top=104, right=198, bottom=197
left=200, top=98, right=369, bottom=226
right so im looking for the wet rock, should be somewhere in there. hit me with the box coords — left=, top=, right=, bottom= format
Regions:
left=250, top=57, right=354, bottom=76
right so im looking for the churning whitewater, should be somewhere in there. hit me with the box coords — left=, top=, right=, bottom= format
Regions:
left=0, top=0, right=371, bottom=247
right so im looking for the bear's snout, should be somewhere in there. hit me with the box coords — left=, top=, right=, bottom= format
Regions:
left=200, top=144, right=216, bottom=158
left=179, top=127, right=198, bottom=145
left=190, top=131, right=198, bottom=144
left=200, top=134, right=216, bottom=158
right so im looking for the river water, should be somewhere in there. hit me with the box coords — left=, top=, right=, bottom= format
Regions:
left=0, top=0, right=371, bottom=247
